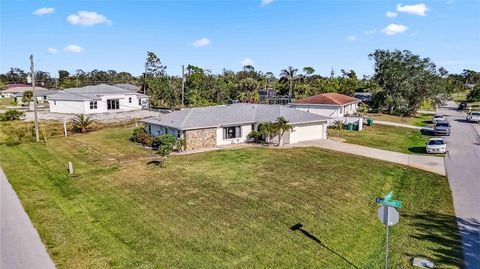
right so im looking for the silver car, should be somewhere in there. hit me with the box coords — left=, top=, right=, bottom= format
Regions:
left=432, top=114, right=446, bottom=124
left=466, top=111, right=480, bottom=123
left=426, top=138, right=447, bottom=154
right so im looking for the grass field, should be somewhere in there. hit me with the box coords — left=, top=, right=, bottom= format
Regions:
left=0, top=128, right=462, bottom=268
left=0, top=97, right=13, bottom=108
left=329, top=124, right=432, bottom=155
left=367, top=113, right=433, bottom=127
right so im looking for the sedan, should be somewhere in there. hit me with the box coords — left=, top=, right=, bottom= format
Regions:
left=432, top=114, right=446, bottom=124
left=466, top=111, right=480, bottom=123
left=426, top=138, right=447, bottom=154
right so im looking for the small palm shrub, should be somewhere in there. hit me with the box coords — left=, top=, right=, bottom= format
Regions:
left=72, top=114, right=96, bottom=133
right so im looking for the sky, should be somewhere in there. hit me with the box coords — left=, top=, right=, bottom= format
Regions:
left=1, top=0, right=479, bottom=77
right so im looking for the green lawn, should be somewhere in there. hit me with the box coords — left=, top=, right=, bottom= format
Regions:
left=330, top=124, right=432, bottom=155
left=0, top=128, right=462, bottom=268
left=0, top=97, right=13, bottom=108
left=367, top=113, right=433, bottom=127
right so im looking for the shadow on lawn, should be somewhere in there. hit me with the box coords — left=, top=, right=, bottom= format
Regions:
left=290, top=223, right=359, bottom=269
left=403, top=211, right=477, bottom=268
left=408, top=147, right=427, bottom=154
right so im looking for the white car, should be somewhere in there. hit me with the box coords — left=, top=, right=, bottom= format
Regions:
left=426, top=138, right=447, bottom=154
left=432, top=114, right=446, bottom=124
left=466, top=111, right=480, bottom=123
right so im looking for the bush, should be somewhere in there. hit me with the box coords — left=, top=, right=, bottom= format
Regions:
left=0, top=109, right=24, bottom=121
left=130, top=127, right=147, bottom=142
left=467, top=86, right=480, bottom=102
left=247, top=130, right=261, bottom=142
left=155, top=134, right=178, bottom=156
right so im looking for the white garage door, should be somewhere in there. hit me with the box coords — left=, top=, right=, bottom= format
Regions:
left=288, top=122, right=326, bottom=144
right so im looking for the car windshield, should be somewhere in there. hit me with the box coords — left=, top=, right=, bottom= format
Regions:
left=434, top=115, right=443, bottom=118
left=471, top=112, right=480, bottom=116
left=436, top=123, right=449, bottom=127
left=428, top=140, right=445, bottom=145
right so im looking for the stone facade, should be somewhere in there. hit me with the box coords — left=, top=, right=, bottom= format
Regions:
left=185, top=128, right=217, bottom=151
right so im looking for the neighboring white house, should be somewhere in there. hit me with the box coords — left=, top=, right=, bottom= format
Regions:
left=141, top=103, right=331, bottom=151
left=288, top=93, right=361, bottom=120
left=47, top=84, right=149, bottom=114
left=1, top=85, right=49, bottom=99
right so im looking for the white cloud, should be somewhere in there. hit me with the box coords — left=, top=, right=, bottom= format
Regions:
left=240, top=58, right=255, bottom=66
left=386, top=11, right=398, bottom=18
left=346, top=35, right=356, bottom=42
left=381, top=24, right=408, bottom=35
left=48, top=48, right=59, bottom=54
left=33, top=7, right=55, bottom=15
left=67, top=11, right=112, bottom=26
left=396, top=3, right=429, bottom=16
left=260, top=0, right=274, bottom=6
left=64, top=45, right=84, bottom=53
left=192, top=37, right=211, bottom=47
left=364, top=29, right=377, bottom=35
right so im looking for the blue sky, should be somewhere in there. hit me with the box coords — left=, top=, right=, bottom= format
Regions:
left=1, top=0, right=479, bottom=77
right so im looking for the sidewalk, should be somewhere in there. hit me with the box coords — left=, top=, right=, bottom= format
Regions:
left=294, top=139, right=446, bottom=175
left=374, top=120, right=423, bottom=130
left=0, top=167, right=56, bottom=269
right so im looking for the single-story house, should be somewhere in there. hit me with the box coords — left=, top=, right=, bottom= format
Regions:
left=1, top=85, right=49, bottom=98
left=14, top=89, right=59, bottom=105
left=288, top=93, right=361, bottom=119
left=141, top=103, right=331, bottom=151
left=47, top=84, right=149, bottom=114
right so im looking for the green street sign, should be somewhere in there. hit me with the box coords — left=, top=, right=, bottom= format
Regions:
left=375, top=198, right=402, bottom=208
left=384, top=192, right=393, bottom=200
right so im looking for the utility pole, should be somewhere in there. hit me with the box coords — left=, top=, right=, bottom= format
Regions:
left=30, top=55, right=40, bottom=142
left=181, top=65, right=185, bottom=107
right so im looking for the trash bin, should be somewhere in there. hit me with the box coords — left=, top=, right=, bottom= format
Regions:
left=353, top=122, right=359, bottom=131
left=347, top=123, right=354, bottom=130
left=367, top=118, right=374, bottom=126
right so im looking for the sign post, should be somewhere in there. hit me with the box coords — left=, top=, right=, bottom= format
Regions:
left=375, top=192, right=402, bottom=269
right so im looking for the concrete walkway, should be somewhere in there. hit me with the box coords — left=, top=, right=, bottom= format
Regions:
left=0, top=167, right=56, bottom=269
left=294, top=139, right=446, bottom=175
left=374, top=120, right=423, bottom=130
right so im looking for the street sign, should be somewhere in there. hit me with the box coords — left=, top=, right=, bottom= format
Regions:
left=375, top=198, right=402, bottom=208
left=384, top=191, right=393, bottom=200
left=377, top=206, right=400, bottom=226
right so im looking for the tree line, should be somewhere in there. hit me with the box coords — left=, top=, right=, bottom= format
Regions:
left=1, top=49, right=479, bottom=116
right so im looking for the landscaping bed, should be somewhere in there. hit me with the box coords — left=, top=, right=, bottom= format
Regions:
left=0, top=128, right=462, bottom=268
left=366, top=113, right=433, bottom=127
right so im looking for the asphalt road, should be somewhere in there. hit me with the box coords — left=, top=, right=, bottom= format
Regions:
left=0, top=167, right=56, bottom=269
left=440, top=101, right=480, bottom=269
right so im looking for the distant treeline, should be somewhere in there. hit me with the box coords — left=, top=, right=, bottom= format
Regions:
left=1, top=49, right=479, bottom=116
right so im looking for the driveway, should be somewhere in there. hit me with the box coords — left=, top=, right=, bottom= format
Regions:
left=439, top=101, right=480, bottom=268
left=293, top=139, right=446, bottom=175
left=0, top=167, right=56, bottom=269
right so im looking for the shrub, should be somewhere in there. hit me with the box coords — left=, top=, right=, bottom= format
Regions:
left=247, top=130, right=261, bottom=142
left=72, top=114, right=96, bottom=133
left=467, top=86, right=480, bottom=102
left=130, top=127, right=147, bottom=142
left=0, top=109, right=24, bottom=121
left=155, top=134, right=178, bottom=156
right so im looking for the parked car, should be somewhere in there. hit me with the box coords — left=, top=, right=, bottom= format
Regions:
left=426, top=138, right=447, bottom=154
left=434, top=120, right=451, bottom=136
left=458, top=102, right=468, bottom=110
left=466, top=111, right=480, bottom=123
left=432, top=114, right=446, bottom=124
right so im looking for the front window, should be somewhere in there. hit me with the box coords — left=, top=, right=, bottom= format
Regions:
left=107, top=99, right=120, bottom=110
left=223, top=126, right=241, bottom=139
left=138, top=99, right=142, bottom=106
left=129, top=97, right=132, bottom=103
left=89, top=101, right=97, bottom=109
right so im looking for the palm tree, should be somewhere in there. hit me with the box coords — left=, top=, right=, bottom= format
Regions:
left=280, top=66, right=299, bottom=98
left=259, top=122, right=277, bottom=144
left=274, top=117, right=293, bottom=146
left=72, top=114, right=96, bottom=133
left=333, top=120, right=343, bottom=138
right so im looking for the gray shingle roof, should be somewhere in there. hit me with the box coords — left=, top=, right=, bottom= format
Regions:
left=47, top=84, right=148, bottom=101
left=114, top=84, right=139, bottom=92
left=141, top=103, right=331, bottom=130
